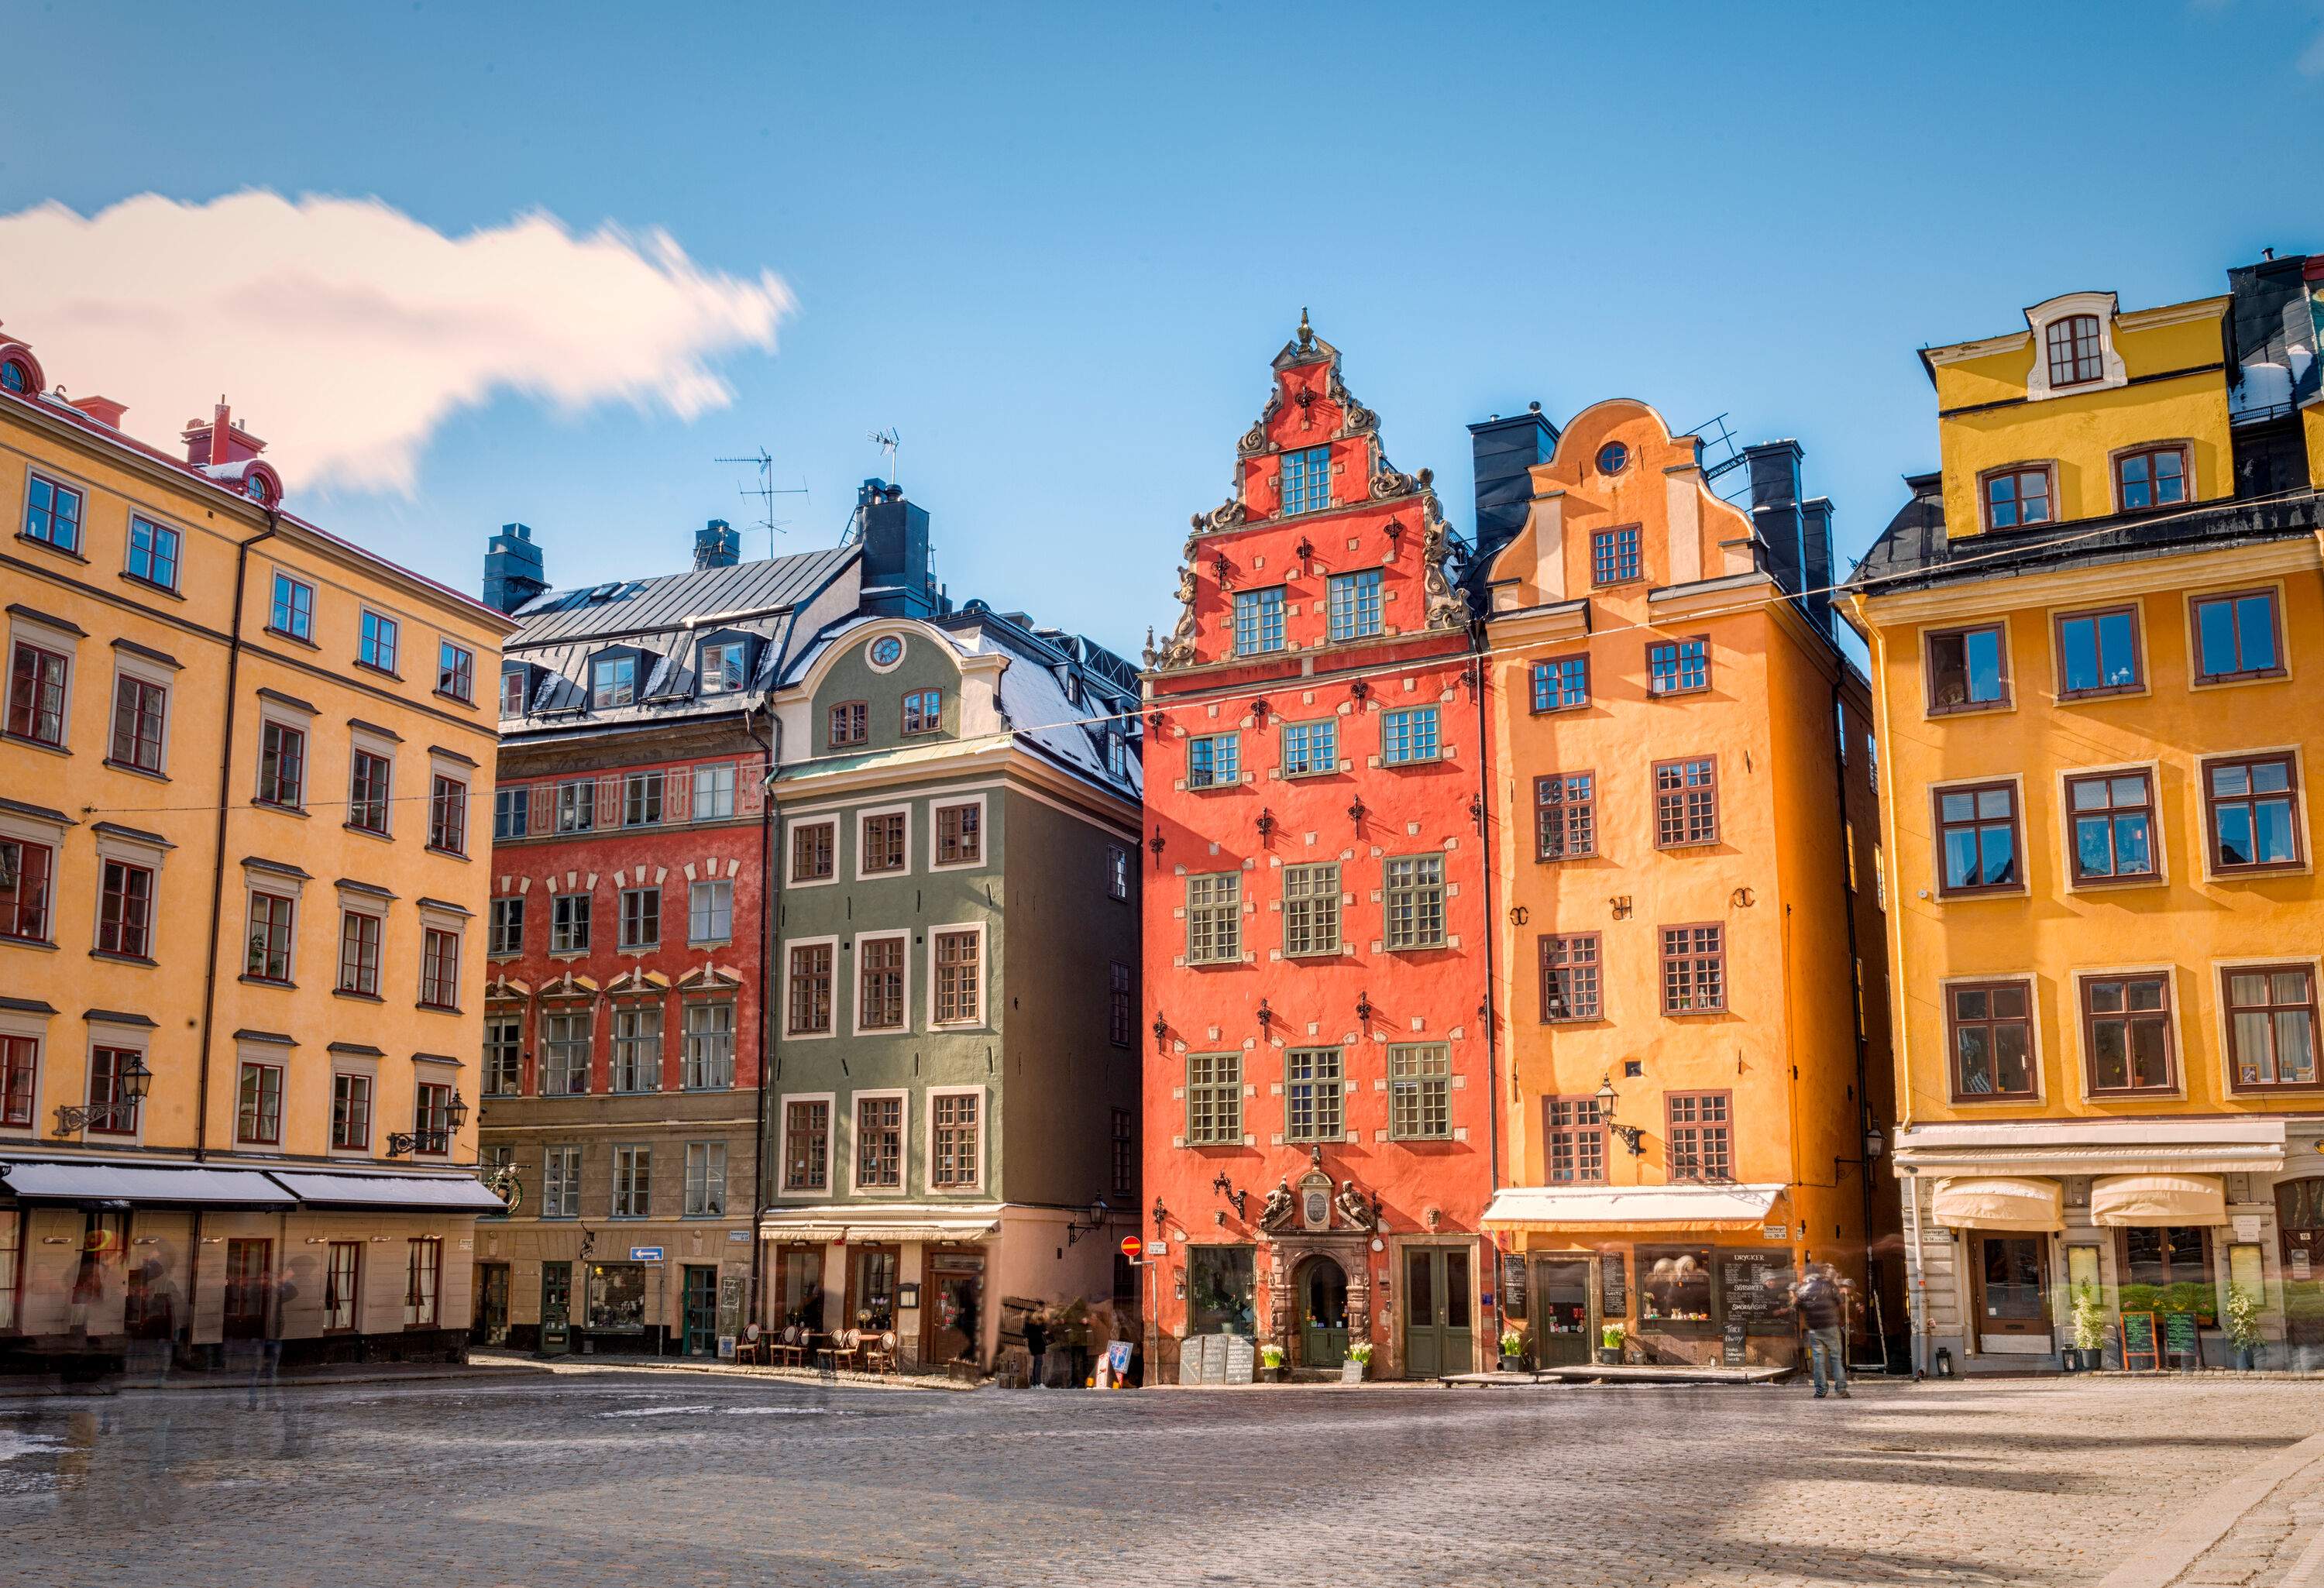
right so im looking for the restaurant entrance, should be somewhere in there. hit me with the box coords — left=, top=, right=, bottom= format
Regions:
left=1531, top=1256, right=1592, bottom=1366
left=1972, top=1234, right=2050, bottom=1346
left=1294, top=1255, right=1349, bottom=1370
left=920, top=1247, right=985, bottom=1369
left=2278, top=1179, right=2324, bottom=1349
left=1401, top=1246, right=1473, bottom=1377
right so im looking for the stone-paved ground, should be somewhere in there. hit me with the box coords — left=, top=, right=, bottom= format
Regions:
left=0, top=1372, right=2318, bottom=1587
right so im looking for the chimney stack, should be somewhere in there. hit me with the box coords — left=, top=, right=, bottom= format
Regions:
left=67, top=395, right=127, bottom=429
left=180, top=398, right=265, bottom=468
left=858, top=479, right=939, bottom=618
left=483, top=522, right=548, bottom=615
left=1744, top=439, right=1806, bottom=601
left=1466, top=404, right=1561, bottom=579
left=694, top=518, right=741, bottom=571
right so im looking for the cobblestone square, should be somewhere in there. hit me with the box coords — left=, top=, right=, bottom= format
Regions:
left=2, top=1370, right=2319, bottom=1586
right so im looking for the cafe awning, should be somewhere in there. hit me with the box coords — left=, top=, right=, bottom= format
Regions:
left=267, top=1170, right=508, bottom=1213
left=1929, top=1175, right=2063, bottom=1232
left=0, top=1160, right=295, bottom=1208
left=1480, top=1184, right=1789, bottom=1234
left=760, top=1206, right=1001, bottom=1246
left=2090, top=1172, right=2226, bottom=1228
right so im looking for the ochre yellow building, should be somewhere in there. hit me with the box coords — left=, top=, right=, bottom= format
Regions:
left=1473, top=400, right=1894, bottom=1371
left=1847, top=255, right=2324, bottom=1374
left=0, top=325, right=512, bottom=1370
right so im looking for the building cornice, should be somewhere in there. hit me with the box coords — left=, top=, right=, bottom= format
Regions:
left=1858, top=531, right=2322, bottom=628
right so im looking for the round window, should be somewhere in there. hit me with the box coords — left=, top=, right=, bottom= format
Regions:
left=868, top=634, right=904, bottom=671
left=244, top=473, right=273, bottom=505
left=1596, top=441, right=1629, bottom=476
left=0, top=359, right=26, bottom=393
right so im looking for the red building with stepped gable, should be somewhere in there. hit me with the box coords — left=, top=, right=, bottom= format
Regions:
left=1138, top=315, right=1497, bottom=1382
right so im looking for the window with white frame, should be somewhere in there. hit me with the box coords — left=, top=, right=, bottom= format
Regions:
left=484, top=1016, right=522, bottom=1095
left=542, top=1145, right=582, bottom=1217
left=933, top=930, right=982, bottom=1025
left=693, top=761, right=737, bottom=820
left=611, top=1145, right=651, bottom=1217
left=683, top=1000, right=735, bottom=1089
left=930, top=1092, right=981, bottom=1190
left=611, top=1005, right=662, bottom=1092
left=688, top=879, right=733, bottom=944
left=684, top=1142, right=727, bottom=1216
left=541, top=1009, right=591, bottom=1095
left=697, top=640, right=748, bottom=694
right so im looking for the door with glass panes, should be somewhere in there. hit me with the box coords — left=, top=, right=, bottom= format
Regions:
left=1401, top=1246, right=1474, bottom=1377
left=682, top=1266, right=719, bottom=1355
left=1972, top=1234, right=2050, bottom=1342
left=1531, top=1256, right=1592, bottom=1366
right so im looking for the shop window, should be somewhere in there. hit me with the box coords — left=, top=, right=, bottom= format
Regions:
left=2068, top=771, right=2156, bottom=882
left=2115, top=445, right=2188, bottom=512
left=587, top=1262, right=646, bottom=1330
left=1188, top=1245, right=1257, bottom=1336
left=2118, top=1226, right=2216, bottom=1327
left=2191, top=590, right=2284, bottom=683
left=851, top=1246, right=899, bottom=1331
left=1530, top=655, right=1589, bottom=713
left=2056, top=607, right=2142, bottom=697
left=1282, top=862, right=1341, bottom=956
left=1384, top=854, right=1446, bottom=950
left=1233, top=587, right=1286, bottom=656
left=1539, top=933, right=1601, bottom=1022
left=1187, top=1052, right=1242, bottom=1144
left=1535, top=772, right=1596, bottom=860
left=2204, top=753, right=2302, bottom=872
left=2224, top=965, right=2319, bottom=1090
left=788, top=944, right=833, bottom=1035
left=1936, top=782, right=2023, bottom=894
left=1652, top=758, right=1718, bottom=847
left=1665, top=1092, right=1731, bottom=1181
left=1947, top=981, right=2037, bottom=1099
left=1543, top=1098, right=1605, bottom=1183
left=1285, top=1047, right=1343, bottom=1142
left=784, top=1100, right=830, bottom=1191
left=1186, top=872, right=1241, bottom=963
left=1638, top=1245, right=1714, bottom=1324
left=1926, top=624, right=2009, bottom=712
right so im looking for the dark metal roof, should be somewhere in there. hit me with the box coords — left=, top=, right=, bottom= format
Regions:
left=507, top=545, right=856, bottom=646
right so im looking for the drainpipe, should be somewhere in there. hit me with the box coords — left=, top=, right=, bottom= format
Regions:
left=1828, top=683, right=1879, bottom=1308
left=743, top=701, right=782, bottom=1329
left=1470, top=619, right=1502, bottom=1359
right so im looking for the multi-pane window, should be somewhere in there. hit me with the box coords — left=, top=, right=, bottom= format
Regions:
left=784, top=1100, right=830, bottom=1191
left=88, top=1046, right=141, bottom=1136
left=2225, top=966, right=2319, bottom=1090
left=1327, top=569, right=1384, bottom=641
left=1660, top=924, right=1725, bottom=1013
left=2057, top=607, right=2141, bottom=696
left=1666, top=1093, right=1731, bottom=1181
left=338, top=909, right=382, bottom=995
left=23, top=473, right=84, bottom=552
left=2205, top=754, right=2302, bottom=871
left=1188, top=732, right=1239, bottom=789
left=932, top=1093, right=981, bottom=1189
left=861, top=812, right=907, bottom=873
left=488, top=896, right=524, bottom=956
left=484, top=1016, right=522, bottom=1096
left=1285, top=1047, right=1344, bottom=1142
left=789, top=944, right=833, bottom=1034
left=555, top=778, right=596, bottom=833
left=6, top=642, right=67, bottom=748
left=236, top=1062, right=284, bottom=1144
left=2045, top=313, right=2104, bottom=387
left=324, top=1243, right=360, bottom=1330
left=1109, top=961, right=1134, bottom=1047
left=419, top=927, right=460, bottom=1009
left=1187, top=872, right=1241, bottom=963
left=1948, top=980, right=2037, bottom=1098
left=1388, top=1044, right=1451, bottom=1140
left=550, top=892, right=592, bottom=953
left=541, top=1146, right=581, bottom=1217
left=683, top=1000, right=735, bottom=1088
left=2191, top=590, right=2284, bottom=682
left=1281, top=719, right=1336, bottom=777
left=1937, top=782, right=2022, bottom=893
left=348, top=750, right=391, bottom=833
left=1531, top=655, right=1589, bottom=712
left=256, top=721, right=305, bottom=807
left=405, top=1236, right=443, bottom=1326
left=269, top=572, right=315, bottom=641
left=1234, top=587, right=1287, bottom=655
left=1545, top=1098, right=1606, bottom=1184
left=611, top=1145, right=651, bottom=1217
left=902, top=689, right=942, bottom=734
left=1381, top=706, right=1439, bottom=765
left=1283, top=862, right=1342, bottom=956
left=359, top=610, right=399, bottom=673
left=125, top=515, right=180, bottom=589
left=698, top=639, right=748, bottom=694
left=611, top=1006, right=662, bottom=1092
left=1982, top=466, right=2053, bottom=530
left=855, top=1096, right=902, bottom=1189
left=591, top=655, right=636, bottom=710
left=1652, top=758, right=1718, bottom=847
left=859, top=936, right=906, bottom=1029
left=622, top=770, right=663, bottom=827
left=425, top=775, right=466, bottom=854
left=1111, top=1109, right=1133, bottom=1197
left=2068, top=771, right=2156, bottom=882
left=96, top=861, right=153, bottom=958
left=501, top=668, right=529, bottom=717
left=792, top=820, right=835, bottom=882
left=1384, top=854, right=1446, bottom=950
left=688, top=879, right=733, bottom=944
left=1539, top=933, right=1601, bottom=1021
left=1, top=837, right=55, bottom=942
left=1535, top=772, right=1595, bottom=860
left=693, top=761, right=737, bottom=820
left=1108, top=844, right=1130, bottom=901
left=684, top=1143, right=727, bottom=1216
left=2082, top=973, right=2174, bottom=1094
left=829, top=700, right=868, bottom=748
left=1187, top=1052, right=1243, bottom=1144
left=1281, top=445, right=1332, bottom=514
left=933, top=930, right=982, bottom=1024
left=2115, top=445, right=2187, bottom=512
left=0, top=1033, right=37, bottom=1127
left=412, top=1083, right=455, bottom=1155
left=935, top=801, right=981, bottom=864
left=330, top=1073, right=372, bottom=1150
left=1590, top=526, right=1641, bottom=586
left=541, top=1010, right=591, bottom=1095
left=246, top=892, right=295, bottom=982
left=1648, top=638, right=1710, bottom=696
left=437, top=640, right=475, bottom=702
left=109, top=675, right=167, bottom=772
left=619, top=886, right=661, bottom=950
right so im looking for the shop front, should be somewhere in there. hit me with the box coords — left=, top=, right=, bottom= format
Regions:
left=758, top=1205, right=1002, bottom=1372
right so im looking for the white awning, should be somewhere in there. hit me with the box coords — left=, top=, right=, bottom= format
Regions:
left=267, top=1170, right=509, bottom=1212
left=1481, top=1184, right=1789, bottom=1232
left=1894, top=1119, right=2283, bottom=1176
left=1929, top=1175, right=2064, bottom=1232
left=0, top=1161, right=296, bottom=1207
left=2090, top=1173, right=2228, bottom=1228
left=760, top=1207, right=1000, bottom=1245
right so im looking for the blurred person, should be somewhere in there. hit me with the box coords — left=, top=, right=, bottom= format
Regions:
left=1791, top=1259, right=1853, bottom=1400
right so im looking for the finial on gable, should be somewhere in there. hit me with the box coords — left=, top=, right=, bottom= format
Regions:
left=1297, top=307, right=1313, bottom=349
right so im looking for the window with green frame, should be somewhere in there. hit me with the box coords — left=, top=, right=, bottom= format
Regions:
left=1186, top=1052, right=1242, bottom=1144
left=1388, top=1043, right=1451, bottom=1139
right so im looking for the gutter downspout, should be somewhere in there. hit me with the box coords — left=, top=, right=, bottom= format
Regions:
left=1470, top=621, right=1502, bottom=1366
left=744, top=702, right=781, bottom=1331
left=1828, top=681, right=1879, bottom=1355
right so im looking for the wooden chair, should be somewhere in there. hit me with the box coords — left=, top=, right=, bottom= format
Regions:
left=770, top=1324, right=805, bottom=1367
left=861, top=1330, right=898, bottom=1374
left=825, top=1328, right=861, bottom=1372
left=734, top=1323, right=766, bottom=1366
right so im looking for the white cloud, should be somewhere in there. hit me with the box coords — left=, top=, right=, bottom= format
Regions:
left=0, top=191, right=794, bottom=494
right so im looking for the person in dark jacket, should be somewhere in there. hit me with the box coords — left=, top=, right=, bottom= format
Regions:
left=1790, top=1260, right=1852, bottom=1399
left=1022, top=1309, right=1050, bottom=1389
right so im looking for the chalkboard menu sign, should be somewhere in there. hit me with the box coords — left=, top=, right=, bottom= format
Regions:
left=2162, top=1311, right=2200, bottom=1366
left=2119, top=1311, right=2161, bottom=1372
left=1499, top=1254, right=1528, bottom=1321
left=1601, top=1253, right=1628, bottom=1318
left=1719, top=1251, right=1798, bottom=1330
left=1222, top=1333, right=1257, bottom=1384
left=1721, top=1319, right=1748, bottom=1365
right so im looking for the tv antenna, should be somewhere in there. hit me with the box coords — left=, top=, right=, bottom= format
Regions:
left=842, top=428, right=904, bottom=547
left=714, top=448, right=809, bottom=559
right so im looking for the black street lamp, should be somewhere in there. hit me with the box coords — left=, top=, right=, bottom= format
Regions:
left=1595, top=1073, right=1645, bottom=1156
left=1064, top=1195, right=1112, bottom=1246
left=388, top=1088, right=470, bottom=1158
left=53, top=1054, right=152, bottom=1137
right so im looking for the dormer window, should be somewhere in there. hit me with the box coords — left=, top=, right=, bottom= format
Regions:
left=1980, top=465, right=2054, bottom=531
left=2045, top=315, right=2105, bottom=388
left=0, top=358, right=28, bottom=394
left=699, top=638, right=748, bottom=694
left=592, top=655, right=637, bottom=710
left=2115, top=445, right=2188, bottom=513
left=500, top=666, right=529, bottom=717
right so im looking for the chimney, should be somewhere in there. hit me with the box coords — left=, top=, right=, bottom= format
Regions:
left=180, top=398, right=266, bottom=468
left=1800, top=496, right=1835, bottom=634
left=1744, top=439, right=1806, bottom=601
left=1466, top=404, right=1560, bottom=576
left=483, top=522, right=548, bottom=615
left=693, top=518, right=741, bottom=571
left=857, top=478, right=938, bottom=618
left=67, top=395, right=127, bottom=429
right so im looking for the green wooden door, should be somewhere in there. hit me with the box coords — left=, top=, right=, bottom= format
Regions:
left=1402, top=1246, right=1474, bottom=1377
left=682, top=1266, right=720, bottom=1356
left=1298, top=1258, right=1349, bottom=1369
left=1533, top=1257, right=1591, bottom=1365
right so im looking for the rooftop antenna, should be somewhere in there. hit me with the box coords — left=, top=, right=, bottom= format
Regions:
left=713, top=447, right=809, bottom=559
left=842, top=428, right=904, bottom=547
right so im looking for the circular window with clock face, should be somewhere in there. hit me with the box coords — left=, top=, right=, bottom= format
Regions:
left=1596, top=441, right=1630, bottom=476
left=867, top=634, right=905, bottom=672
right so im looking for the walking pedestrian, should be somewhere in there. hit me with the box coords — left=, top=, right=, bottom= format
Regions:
left=1790, top=1260, right=1851, bottom=1400
left=1023, top=1308, right=1049, bottom=1389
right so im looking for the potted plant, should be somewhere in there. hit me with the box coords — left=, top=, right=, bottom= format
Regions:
left=1597, top=1322, right=1625, bottom=1366
left=1498, top=1327, right=1526, bottom=1372
left=2226, top=1285, right=2264, bottom=1372
left=2070, top=1290, right=2106, bottom=1373
left=1344, top=1341, right=1372, bottom=1383
left=1258, top=1342, right=1284, bottom=1383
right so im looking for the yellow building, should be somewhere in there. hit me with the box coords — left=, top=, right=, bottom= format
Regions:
left=1846, top=255, right=2324, bottom=1374
left=0, top=326, right=513, bottom=1371
left=1471, top=401, right=1895, bottom=1371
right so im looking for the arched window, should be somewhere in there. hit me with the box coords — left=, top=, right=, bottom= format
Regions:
left=2046, top=315, right=2104, bottom=387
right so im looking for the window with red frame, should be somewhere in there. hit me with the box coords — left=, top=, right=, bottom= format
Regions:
left=0, top=838, right=52, bottom=942
left=6, top=641, right=68, bottom=748
left=108, top=675, right=166, bottom=773
left=1666, top=1092, right=1732, bottom=1181
left=420, top=927, right=461, bottom=1010
left=332, top=1072, right=373, bottom=1150
left=1652, top=758, right=1718, bottom=847
left=88, top=1046, right=141, bottom=1136
left=2046, top=315, right=2104, bottom=387
left=428, top=775, right=466, bottom=854
left=256, top=720, right=304, bottom=808
left=236, top=1062, right=284, bottom=1144
left=246, top=892, right=295, bottom=983
left=1544, top=1098, right=1606, bottom=1184
left=96, top=860, right=153, bottom=958
left=413, top=1084, right=454, bottom=1156
left=0, top=1034, right=36, bottom=1127
left=1660, top=924, right=1725, bottom=1013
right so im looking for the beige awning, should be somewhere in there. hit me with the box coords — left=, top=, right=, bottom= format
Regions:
left=2089, top=1172, right=2226, bottom=1227
left=1480, top=1184, right=1790, bottom=1233
left=1929, top=1175, right=2062, bottom=1232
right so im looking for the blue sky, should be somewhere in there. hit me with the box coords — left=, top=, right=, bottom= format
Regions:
left=5, top=2, right=2319, bottom=658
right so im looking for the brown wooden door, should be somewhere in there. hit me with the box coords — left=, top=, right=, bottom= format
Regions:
left=223, top=1239, right=272, bottom=1340
left=1972, top=1235, right=2049, bottom=1335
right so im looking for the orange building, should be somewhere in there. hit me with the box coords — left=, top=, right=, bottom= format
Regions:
left=1475, top=400, right=1897, bottom=1370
